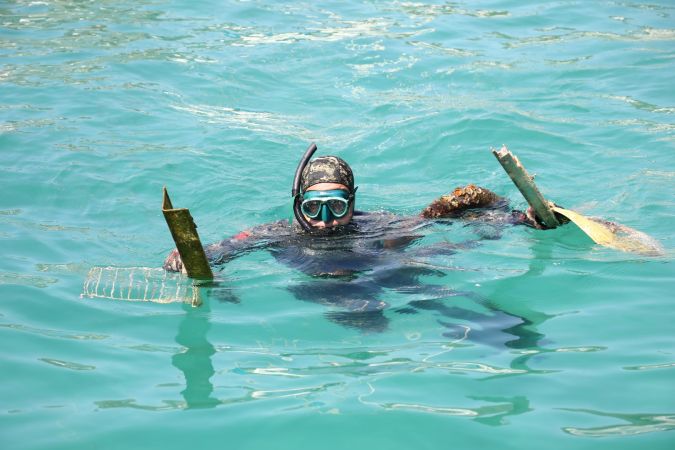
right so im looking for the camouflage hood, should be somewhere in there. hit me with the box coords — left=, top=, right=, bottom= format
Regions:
left=300, top=156, right=354, bottom=192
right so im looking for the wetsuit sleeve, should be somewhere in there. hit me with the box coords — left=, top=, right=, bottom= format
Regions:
left=163, top=220, right=290, bottom=272
left=202, top=228, right=265, bottom=265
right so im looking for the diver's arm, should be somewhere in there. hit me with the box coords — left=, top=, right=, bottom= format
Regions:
left=162, top=229, right=261, bottom=272
left=163, top=220, right=290, bottom=272
left=202, top=229, right=265, bottom=265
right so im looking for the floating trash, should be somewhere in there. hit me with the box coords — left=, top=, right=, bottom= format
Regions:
left=81, top=266, right=200, bottom=305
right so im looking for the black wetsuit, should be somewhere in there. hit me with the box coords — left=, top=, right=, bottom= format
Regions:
left=165, top=206, right=541, bottom=343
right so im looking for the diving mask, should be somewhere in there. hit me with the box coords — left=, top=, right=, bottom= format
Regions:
left=301, top=189, right=352, bottom=222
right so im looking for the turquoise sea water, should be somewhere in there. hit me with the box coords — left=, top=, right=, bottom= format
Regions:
left=1, top=0, right=674, bottom=448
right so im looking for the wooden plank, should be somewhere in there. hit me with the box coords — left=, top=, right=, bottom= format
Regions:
left=162, top=187, right=213, bottom=281
left=492, top=146, right=560, bottom=229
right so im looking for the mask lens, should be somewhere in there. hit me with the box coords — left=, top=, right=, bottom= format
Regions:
left=327, top=199, right=348, bottom=217
left=301, top=200, right=322, bottom=218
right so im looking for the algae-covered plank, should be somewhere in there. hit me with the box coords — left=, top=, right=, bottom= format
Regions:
left=492, top=146, right=560, bottom=229
left=162, top=187, right=213, bottom=281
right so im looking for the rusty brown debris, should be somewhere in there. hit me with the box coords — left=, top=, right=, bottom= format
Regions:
left=421, top=184, right=502, bottom=219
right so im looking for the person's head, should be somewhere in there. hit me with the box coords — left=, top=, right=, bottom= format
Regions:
left=299, top=156, right=356, bottom=229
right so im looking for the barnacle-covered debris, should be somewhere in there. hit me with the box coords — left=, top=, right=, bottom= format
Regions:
left=421, top=184, right=503, bottom=219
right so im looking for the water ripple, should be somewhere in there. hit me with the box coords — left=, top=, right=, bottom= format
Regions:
left=561, top=409, right=675, bottom=437
left=0, top=271, right=57, bottom=288
left=1, top=1, right=169, bottom=30
left=604, top=95, right=675, bottom=114
left=0, top=322, right=108, bottom=341
left=93, top=381, right=344, bottom=411
left=169, top=103, right=313, bottom=140
left=394, top=1, right=510, bottom=20
left=408, top=40, right=481, bottom=57
left=495, top=27, right=675, bottom=49
left=39, top=357, right=95, bottom=371
left=384, top=402, right=478, bottom=416
left=623, top=362, right=675, bottom=371
left=359, top=383, right=531, bottom=425
left=348, top=55, right=419, bottom=77
left=234, top=352, right=530, bottom=379
left=232, top=18, right=392, bottom=46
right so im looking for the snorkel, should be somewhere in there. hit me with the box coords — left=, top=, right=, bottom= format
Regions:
left=292, top=142, right=318, bottom=231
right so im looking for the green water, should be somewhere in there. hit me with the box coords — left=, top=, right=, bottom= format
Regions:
left=1, top=0, right=674, bottom=448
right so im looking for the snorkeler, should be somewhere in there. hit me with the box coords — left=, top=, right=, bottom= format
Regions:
left=159, top=142, right=657, bottom=334
left=164, top=143, right=541, bottom=274
left=163, top=143, right=555, bottom=335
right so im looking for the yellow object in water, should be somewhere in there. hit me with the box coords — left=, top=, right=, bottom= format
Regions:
left=551, top=206, right=664, bottom=256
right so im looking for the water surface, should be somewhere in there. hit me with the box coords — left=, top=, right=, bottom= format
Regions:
left=1, top=1, right=674, bottom=449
